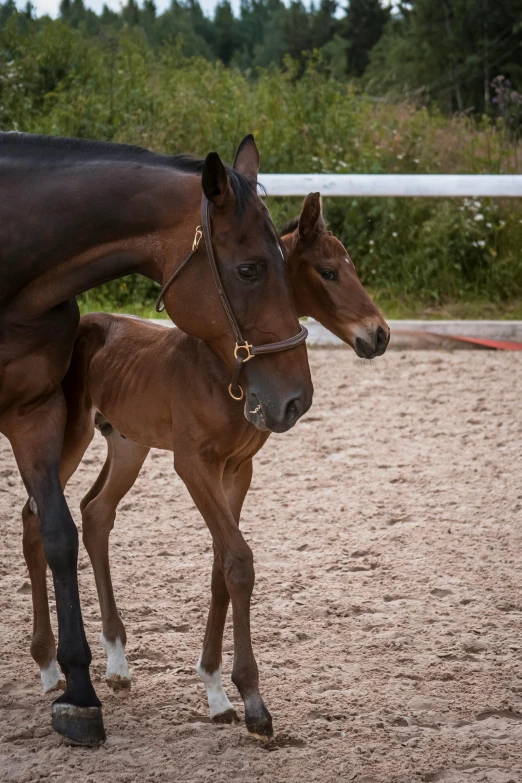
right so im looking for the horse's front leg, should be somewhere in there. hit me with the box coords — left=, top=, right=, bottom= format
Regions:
left=3, top=389, right=105, bottom=746
left=175, top=455, right=272, bottom=739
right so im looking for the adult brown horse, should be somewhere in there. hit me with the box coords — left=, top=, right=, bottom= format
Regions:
left=21, top=193, right=389, bottom=742
left=0, top=132, right=313, bottom=745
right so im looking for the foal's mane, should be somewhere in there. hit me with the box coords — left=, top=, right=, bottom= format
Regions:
left=0, top=132, right=257, bottom=211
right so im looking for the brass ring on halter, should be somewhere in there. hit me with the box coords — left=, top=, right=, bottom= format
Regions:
left=234, top=342, right=254, bottom=362
left=228, top=383, right=244, bottom=401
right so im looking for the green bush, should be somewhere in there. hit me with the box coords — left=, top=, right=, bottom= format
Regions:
left=1, top=20, right=521, bottom=315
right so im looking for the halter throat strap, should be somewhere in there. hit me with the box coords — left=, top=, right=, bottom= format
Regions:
left=155, top=192, right=308, bottom=400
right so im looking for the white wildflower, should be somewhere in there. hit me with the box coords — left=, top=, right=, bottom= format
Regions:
left=474, top=214, right=484, bottom=222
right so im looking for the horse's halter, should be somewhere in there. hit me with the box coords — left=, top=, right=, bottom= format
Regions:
left=156, top=193, right=308, bottom=401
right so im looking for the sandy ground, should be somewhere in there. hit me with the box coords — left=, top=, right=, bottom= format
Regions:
left=1, top=348, right=522, bottom=783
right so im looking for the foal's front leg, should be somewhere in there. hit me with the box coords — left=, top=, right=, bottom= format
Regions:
left=197, top=461, right=253, bottom=725
left=176, top=455, right=272, bottom=739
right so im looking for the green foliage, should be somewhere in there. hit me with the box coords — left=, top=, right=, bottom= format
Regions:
left=365, top=0, right=522, bottom=115
left=0, top=7, right=521, bottom=315
left=341, top=0, right=389, bottom=78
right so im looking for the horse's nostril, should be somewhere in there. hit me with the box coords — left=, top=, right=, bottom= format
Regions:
left=285, top=397, right=301, bottom=423
left=376, top=326, right=388, bottom=348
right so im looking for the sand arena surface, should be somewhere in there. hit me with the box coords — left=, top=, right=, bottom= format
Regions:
left=1, top=348, right=522, bottom=783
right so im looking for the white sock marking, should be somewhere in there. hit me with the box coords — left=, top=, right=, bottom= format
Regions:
left=40, top=659, right=64, bottom=693
left=196, top=655, right=235, bottom=718
left=101, top=633, right=130, bottom=681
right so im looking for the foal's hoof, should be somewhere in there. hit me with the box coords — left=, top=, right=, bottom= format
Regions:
left=106, top=675, right=131, bottom=696
left=212, top=708, right=239, bottom=725
left=52, top=703, right=106, bottom=747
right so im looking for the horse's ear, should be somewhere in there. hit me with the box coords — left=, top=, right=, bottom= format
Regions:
left=202, top=151, right=233, bottom=208
left=298, top=192, right=324, bottom=240
left=233, top=134, right=260, bottom=182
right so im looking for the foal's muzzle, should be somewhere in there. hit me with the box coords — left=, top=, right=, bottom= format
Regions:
left=354, top=325, right=390, bottom=359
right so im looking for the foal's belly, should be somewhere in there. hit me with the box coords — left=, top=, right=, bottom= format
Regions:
left=88, top=352, right=174, bottom=452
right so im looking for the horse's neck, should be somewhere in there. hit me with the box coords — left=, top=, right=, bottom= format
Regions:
left=1, top=163, right=200, bottom=316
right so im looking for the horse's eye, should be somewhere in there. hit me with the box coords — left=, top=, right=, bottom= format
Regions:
left=238, top=264, right=258, bottom=281
left=320, top=269, right=338, bottom=281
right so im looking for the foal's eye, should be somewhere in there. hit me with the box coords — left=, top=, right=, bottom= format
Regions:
left=320, top=269, right=338, bottom=281
left=238, top=264, right=258, bottom=281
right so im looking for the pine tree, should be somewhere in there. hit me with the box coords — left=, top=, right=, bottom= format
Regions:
left=341, top=0, right=389, bottom=77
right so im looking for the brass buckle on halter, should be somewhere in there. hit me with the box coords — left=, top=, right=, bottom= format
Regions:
left=192, top=226, right=203, bottom=252
left=234, top=342, right=254, bottom=363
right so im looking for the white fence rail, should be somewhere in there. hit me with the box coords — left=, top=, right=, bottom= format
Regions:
left=258, top=174, right=522, bottom=198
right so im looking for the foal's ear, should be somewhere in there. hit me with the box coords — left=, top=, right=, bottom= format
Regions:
left=232, top=134, right=260, bottom=182
left=202, top=151, right=233, bottom=208
left=298, top=192, right=324, bottom=240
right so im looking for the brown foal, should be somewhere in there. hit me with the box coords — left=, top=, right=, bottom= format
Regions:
left=22, top=193, right=389, bottom=740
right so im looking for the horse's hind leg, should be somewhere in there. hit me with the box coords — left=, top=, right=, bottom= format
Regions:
left=21, top=362, right=95, bottom=693
left=4, top=388, right=104, bottom=746
left=197, top=460, right=253, bottom=725
left=81, top=419, right=149, bottom=692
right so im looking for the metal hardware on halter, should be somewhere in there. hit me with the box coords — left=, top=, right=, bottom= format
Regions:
left=192, top=226, right=203, bottom=252
left=156, top=192, right=308, bottom=400
left=234, top=342, right=254, bottom=362
left=228, top=384, right=244, bottom=401
left=155, top=225, right=204, bottom=313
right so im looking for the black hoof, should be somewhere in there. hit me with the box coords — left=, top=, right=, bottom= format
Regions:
left=52, top=703, right=106, bottom=747
left=246, top=718, right=274, bottom=741
left=212, top=708, right=239, bottom=725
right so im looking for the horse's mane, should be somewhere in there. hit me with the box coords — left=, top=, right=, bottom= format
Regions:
left=280, top=216, right=299, bottom=236
left=0, top=132, right=257, bottom=211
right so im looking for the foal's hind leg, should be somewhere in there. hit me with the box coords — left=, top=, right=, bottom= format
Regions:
left=22, top=500, right=64, bottom=693
left=81, top=420, right=149, bottom=692
left=197, top=460, right=253, bottom=725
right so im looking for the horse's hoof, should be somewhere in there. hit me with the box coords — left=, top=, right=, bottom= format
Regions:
left=41, top=661, right=66, bottom=695
left=246, top=718, right=273, bottom=742
left=45, top=677, right=66, bottom=695
left=106, top=675, right=131, bottom=695
left=52, top=703, right=106, bottom=746
left=212, top=708, right=239, bottom=725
